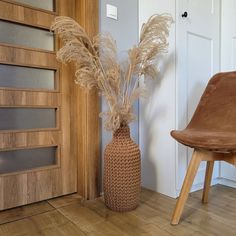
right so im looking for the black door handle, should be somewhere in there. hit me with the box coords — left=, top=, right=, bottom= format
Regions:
left=182, top=12, right=188, bottom=18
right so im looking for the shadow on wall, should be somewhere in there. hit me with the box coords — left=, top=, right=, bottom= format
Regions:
left=141, top=53, right=174, bottom=190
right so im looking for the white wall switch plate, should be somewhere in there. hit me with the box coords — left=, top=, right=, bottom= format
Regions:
left=106, top=4, right=118, bottom=20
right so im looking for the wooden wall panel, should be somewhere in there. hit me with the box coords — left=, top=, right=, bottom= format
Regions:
left=0, top=45, right=57, bottom=69
left=57, top=0, right=100, bottom=199
left=0, top=1, right=55, bottom=29
left=57, top=0, right=78, bottom=195
left=75, top=0, right=100, bottom=199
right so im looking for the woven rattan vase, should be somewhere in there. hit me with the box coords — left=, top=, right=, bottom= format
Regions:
left=104, top=124, right=141, bottom=212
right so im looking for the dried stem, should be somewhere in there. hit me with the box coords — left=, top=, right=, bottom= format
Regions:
left=51, top=14, right=173, bottom=131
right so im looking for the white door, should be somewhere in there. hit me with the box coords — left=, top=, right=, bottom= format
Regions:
left=177, top=0, right=220, bottom=190
left=220, top=0, right=236, bottom=183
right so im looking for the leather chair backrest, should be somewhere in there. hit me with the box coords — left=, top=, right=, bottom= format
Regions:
left=187, top=72, right=236, bottom=132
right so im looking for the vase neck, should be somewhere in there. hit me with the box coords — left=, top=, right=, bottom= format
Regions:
left=113, top=124, right=130, bottom=139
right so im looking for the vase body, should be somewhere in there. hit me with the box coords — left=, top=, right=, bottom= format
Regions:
left=104, top=124, right=141, bottom=212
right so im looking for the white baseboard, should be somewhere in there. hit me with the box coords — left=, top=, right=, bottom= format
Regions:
left=100, top=178, right=236, bottom=200
left=218, top=178, right=236, bottom=188
left=175, top=178, right=219, bottom=197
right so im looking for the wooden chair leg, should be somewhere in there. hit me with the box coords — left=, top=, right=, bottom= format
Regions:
left=202, top=161, right=214, bottom=204
left=171, top=150, right=202, bottom=225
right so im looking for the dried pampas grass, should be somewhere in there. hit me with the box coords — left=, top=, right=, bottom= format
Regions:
left=51, top=14, right=173, bottom=131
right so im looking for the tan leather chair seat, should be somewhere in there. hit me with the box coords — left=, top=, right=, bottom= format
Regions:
left=171, top=130, right=236, bottom=151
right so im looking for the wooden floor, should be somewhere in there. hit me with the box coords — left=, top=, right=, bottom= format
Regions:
left=0, top=184, right=235, bottom=235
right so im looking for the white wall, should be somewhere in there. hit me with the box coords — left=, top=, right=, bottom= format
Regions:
left=139, top=0, right=177, bottom=198
left=219, top=0, right=236, bottom=186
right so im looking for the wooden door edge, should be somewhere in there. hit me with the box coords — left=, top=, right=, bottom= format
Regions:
left=75, top=0, right=100, bottom=200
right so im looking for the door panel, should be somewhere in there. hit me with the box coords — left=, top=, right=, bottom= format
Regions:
left=177, top=0, right=220, bottom=190
left=0, top=0, right=76, bottom=210
left=186, top=32, right=214, bottom=119
left=220, top=0, right=236, bottom=182
left=183, top=0, right=220, bottom=124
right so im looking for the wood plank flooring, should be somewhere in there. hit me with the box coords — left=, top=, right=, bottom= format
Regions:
left=0, top=184, right=235, bottom=235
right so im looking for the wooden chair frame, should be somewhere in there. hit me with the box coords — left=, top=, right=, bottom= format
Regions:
left=171, top=149, right=236, bottom=225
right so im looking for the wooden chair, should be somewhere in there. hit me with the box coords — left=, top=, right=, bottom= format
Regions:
left=171, top=72, right=236, bottom=225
